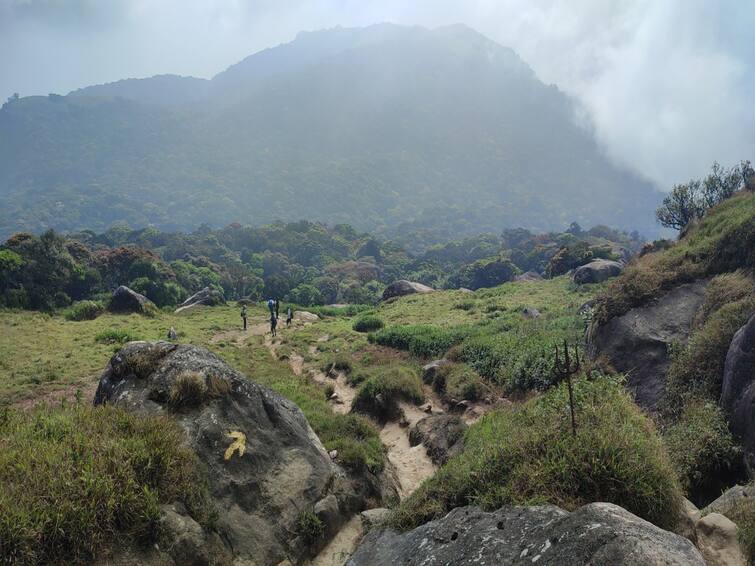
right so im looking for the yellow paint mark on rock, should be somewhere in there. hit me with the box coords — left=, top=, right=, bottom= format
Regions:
left=224, top=430, right=246, bottom=460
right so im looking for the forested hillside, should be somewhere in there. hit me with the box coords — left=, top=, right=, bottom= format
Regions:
left=0, top=24, right=661, bottom=239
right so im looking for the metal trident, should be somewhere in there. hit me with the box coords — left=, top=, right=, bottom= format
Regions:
left=553, top=340, right=581, bottom=437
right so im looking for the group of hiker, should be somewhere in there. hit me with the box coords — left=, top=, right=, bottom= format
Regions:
left=239, top=297, right=293, bottom=335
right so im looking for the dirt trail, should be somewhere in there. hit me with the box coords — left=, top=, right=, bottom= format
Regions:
left=310, top=516, right=363, bottom=566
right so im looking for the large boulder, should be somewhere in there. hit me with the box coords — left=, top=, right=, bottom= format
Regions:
left=381, top=280, right=434, bottom=301
left=108, top=285, right=155, bottom=314
left=174, top=287, right=225, bottom=314
left=514, top=270, right=543, bottom=282
left=588, top=281, right=708, bottom=410
left=408, top=414, right=466, bottom=465
left=348, top=503, right=704, bottom=565
left=720, top=313, right=755, bottom=470
left=573, top=259, right=624, bottom=284
left=705, top=484, right=755, bottom=516
left=94, top=341, right=363, bottom=565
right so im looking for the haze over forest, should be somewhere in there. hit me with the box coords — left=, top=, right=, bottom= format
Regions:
left=1, top=0, right=753, bottom=240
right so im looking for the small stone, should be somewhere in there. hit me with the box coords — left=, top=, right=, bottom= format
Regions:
left=328, top=450, right=338, bottom=459
left=422, top=403, right=433, bottom=413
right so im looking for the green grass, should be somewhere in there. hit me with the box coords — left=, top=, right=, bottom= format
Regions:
left=431, top=363, right=487, bottom=402
left=391, top=376, right=683, bottom=532
left=595, top=191, right=755, bottom=324
left=662, top=399, right=744, bottom=506
left=63, top=300, right=104, bottom=322
left=94, top=328, right=142, bottom=344
left=352, top=314, right=385, bottom=333
left=352, top=365, right=424, bottom=420
left=0, top=402, right=213, bottom=564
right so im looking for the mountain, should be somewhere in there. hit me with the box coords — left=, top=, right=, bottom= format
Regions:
left=0, top=23, right=662, bottom=239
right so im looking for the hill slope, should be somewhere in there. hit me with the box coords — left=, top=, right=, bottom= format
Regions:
left=0, top=23, right=662, bottom=239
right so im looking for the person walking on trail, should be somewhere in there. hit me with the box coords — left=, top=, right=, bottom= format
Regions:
left=240, top=304, right=248, bottom=331
left=275, top=298, right=280, bottom=319
left=270, top=313, right=278, bottom=337
left=286, top=306, right=293, bottom=327
left=267, top=298, right=275, bottom=317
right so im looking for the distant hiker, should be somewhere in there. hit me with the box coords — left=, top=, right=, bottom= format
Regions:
left=167, top=326, right=177, bottom=340
left=267, top=298, right=276, bottom=317
left=270, top=313, right=278, bottom=337
left=275, top=297, right=280, bottom=319
left=241, top=304, right=248, bottom=331
left=286, top=306, right=293, bottom=327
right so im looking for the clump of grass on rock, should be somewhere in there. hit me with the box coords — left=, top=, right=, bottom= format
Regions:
left=391, top=376, right=683, bottom=532
left=352, top=365, right=423, bottom=420
left=0, top=403, right=212, bottom=565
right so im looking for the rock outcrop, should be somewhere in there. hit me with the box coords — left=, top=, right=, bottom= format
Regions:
left=348, top=503, right=704, bottom=566
left=94, top=341, right=363, bottom=565
left=588, top=281, right=708, bottom=410
left=720, top=313, right=755, bottom=469
left=408, top=414, right=466, bottom=465
left=108, top=285, right=155, bottom=314
left=421, top=359, right=451, bottom=385
left=573, top=259, right=623, bottom=284
left=705, top=484, right=755, bottom=516
left=294, top=310, right=320, bottom=323
left=382, top=280, right=434, bottom=301
left=174, top=286, right=225, bottom=314
left=514, top=270, right=543, bottom=282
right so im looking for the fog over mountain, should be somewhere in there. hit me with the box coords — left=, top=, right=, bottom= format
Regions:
left=0, top=23, right=661, bottom=238
left=2, top=0, right=753, bottom=190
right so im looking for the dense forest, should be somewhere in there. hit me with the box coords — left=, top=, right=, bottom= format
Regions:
left=0, top=24, right=662, bottom=240
left=0, top=219, right=641, bottom=312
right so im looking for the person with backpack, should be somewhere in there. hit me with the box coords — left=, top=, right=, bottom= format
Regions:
left=267, top=298, right=275, bottom=317
left=286, top=306, right=293, bottom=327
left=240, top=304, right=248, bottom=331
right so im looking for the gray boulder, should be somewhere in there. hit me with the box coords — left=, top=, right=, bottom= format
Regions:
left=348, top=503, right=704, bottom=566
left=573, top=259, right=623, bottom=284
left=421, top=359, right=451, bottom=385
left=588, top=281, right=708, bottom=410
left=382, top=280, right=434, bottom=301
left=521, top=306, right=540, bottom=319
left=94, top=341, right=363, bottom=565
left=108, top=285, right=155, bottom=314
left=408, top=414, right=466, bottom=465
left=174, top=287, right=225, bottom=314
left=705, top=484, right=755, bottom=516
left=514, top=271, right=543, bottom=282
left=720, top=313, right=755, bottom=470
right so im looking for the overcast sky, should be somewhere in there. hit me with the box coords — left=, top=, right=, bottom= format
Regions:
left=2, top=0, right=753, bottom=189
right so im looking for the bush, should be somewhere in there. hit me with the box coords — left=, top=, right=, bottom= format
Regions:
left=370, top=325, right=474, bottom=359
left=432, top=363, right=485, bottom=402
left=391, top=376, right=683, bottom=532
left=663, top=399, right=745, bottom=506
left=352, top=366, right=424, bottom=420
left=352, top=315, right=385, bottom=333
left=63, top=300, right=104, bottom=321
left=297, top=509, right=324, bottom=546
left=94, top=329, right=140, bottom=344
left=0, top=404, right=212, bottom=564
left=321, top=354, right=352, bottom=375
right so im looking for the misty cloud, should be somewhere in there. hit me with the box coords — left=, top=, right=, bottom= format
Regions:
left=1, top=0, right=753, bottom=188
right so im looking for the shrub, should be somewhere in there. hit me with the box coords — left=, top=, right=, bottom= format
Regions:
left=94, top=329, right=140, bottom=344
left=352, top=315, right=385, bottom=333
left=321, top=354, right=352, bottom=375
left=663, top=399, right=745, bottom=506
left=391, top=376, right=682, bottom=532
left=370, top=325, right=474, bottom=359
left=352, top=366, right=424, bottom=420
left=432, top=364, right=485, bottom=402
left=63, top=300, right=104, bottom=321
left=0, top=403, right=212, bottom=564
left=297, top=509, right=324, bottom=546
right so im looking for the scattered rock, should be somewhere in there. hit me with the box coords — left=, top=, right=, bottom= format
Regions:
left=458, top=287, right=474, bottom=293
left=348, top=503, right=705, bottom=565
left=328, top=450, right=338, bottom=460
left=381, top=280, right=434, bottom=301
left=167, top=327, right=177, bottom=340
left=421, top=359, right=450, bottom=385
left=408, top=414, right=467, bottom=465
left=359, top=508, right=392, bottom=532
left=521, top=306, right=540, bottom=319
left=588, top=280, right=708, bottom=410
left=94, top=341, right=361, bottom=565
left=158, top=503, right=231, bottom=566
left=174, top=287, right=225, bottom=314
left=294, top=310, right=320, bottom=323
left=108, top=285, right=155, bottom=314
left=420, top=403, right=433, bottom=414
left=705, top=484, right=755, bottom=516
left=314, top=494, right=341, bottom=540
left=514, top=271, right=543, bottom=282
left=572, top=259, right=624, bottom=284
left=695, top=513, right=747, bottom=566
left=720, top=313, right=755, bottom=469
left=676, top=498, right=700, bottom=543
